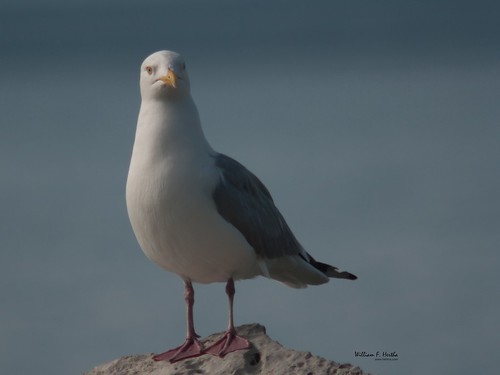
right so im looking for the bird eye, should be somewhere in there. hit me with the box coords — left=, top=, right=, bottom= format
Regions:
left=145, top=66, right=153, bottom=75
left=181, top=62, right=186, bottom=70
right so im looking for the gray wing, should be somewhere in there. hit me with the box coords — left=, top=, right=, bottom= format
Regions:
left=212, top=153, right=303, bottom=259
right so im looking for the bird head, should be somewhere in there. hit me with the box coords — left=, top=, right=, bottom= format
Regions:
left=139, top=50, right=191, bottom=101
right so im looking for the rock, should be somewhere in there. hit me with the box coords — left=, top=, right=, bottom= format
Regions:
left=84, top=323, right=368, bottom=375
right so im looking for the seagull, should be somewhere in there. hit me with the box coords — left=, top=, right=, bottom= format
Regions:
left=126, top=50, right=357, bottom=363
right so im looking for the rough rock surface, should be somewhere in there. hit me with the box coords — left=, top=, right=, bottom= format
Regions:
left=84, top=323, right=368, bottom=375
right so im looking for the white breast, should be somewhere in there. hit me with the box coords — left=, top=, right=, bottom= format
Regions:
left=126, top=100, right=260, bottom=283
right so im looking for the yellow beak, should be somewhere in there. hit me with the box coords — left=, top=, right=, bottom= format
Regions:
left=158, top=68, right=179, bottom=88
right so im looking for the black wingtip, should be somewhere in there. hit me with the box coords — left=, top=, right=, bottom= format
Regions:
left=310, top=259, right=358, bottom=281
left=338, top=271, right=357, bottom=280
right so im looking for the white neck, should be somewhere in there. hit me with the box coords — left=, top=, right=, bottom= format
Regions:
left=132, top=96, right=213, bottom=164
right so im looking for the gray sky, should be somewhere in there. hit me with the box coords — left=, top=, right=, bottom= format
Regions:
left=1, top=1, right=499, bottom=374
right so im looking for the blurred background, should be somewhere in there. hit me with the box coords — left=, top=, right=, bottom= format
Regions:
left=1, top=1, right=499, bottom=374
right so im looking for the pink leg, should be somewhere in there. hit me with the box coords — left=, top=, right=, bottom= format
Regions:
left=205, top=279, right=251, bottom=357
left=153, top=280, right=204, bottom=363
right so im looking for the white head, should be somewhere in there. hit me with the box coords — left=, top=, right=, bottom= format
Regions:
left=139, top=50, right=190, bottom=101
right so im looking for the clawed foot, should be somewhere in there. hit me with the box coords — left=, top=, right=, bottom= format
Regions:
left=153, top=337, right=204, bottom=363
left=204, top=329, right=251, bottom=357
